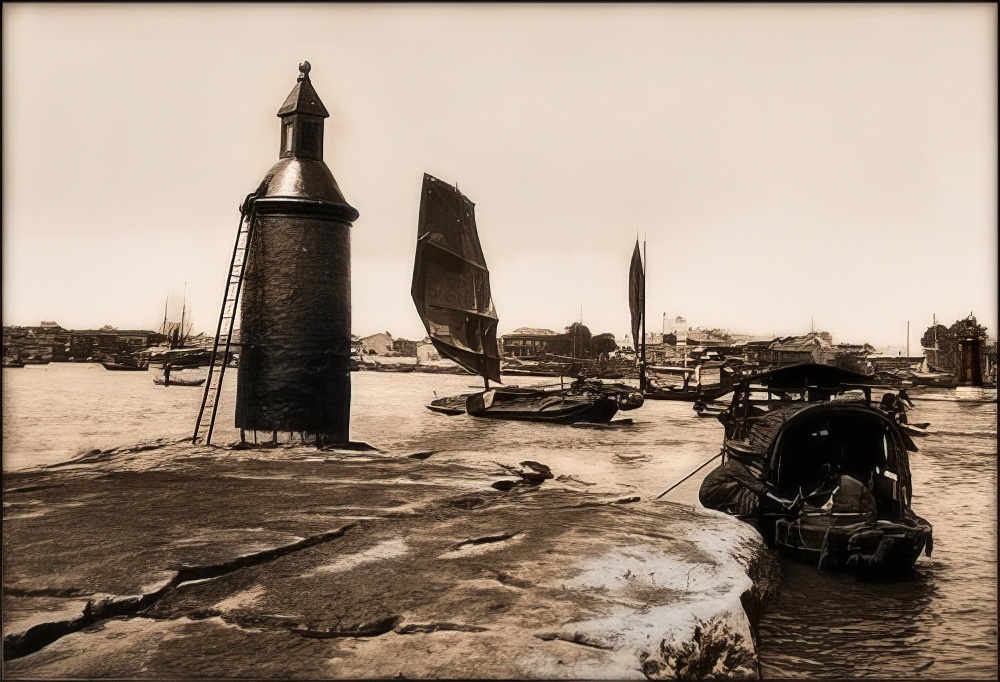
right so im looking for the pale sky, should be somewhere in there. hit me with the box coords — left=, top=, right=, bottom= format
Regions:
left=3, top=3, right=996, bottom=349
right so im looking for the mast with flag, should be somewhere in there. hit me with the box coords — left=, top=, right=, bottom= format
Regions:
left=629, top=239, right=646, bottom=392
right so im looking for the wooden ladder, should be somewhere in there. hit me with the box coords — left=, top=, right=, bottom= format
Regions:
left=193, top=191, right=260, bottom=445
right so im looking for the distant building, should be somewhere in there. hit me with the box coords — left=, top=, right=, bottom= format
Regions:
left=69, top=327, right=161, bottom=361
left=501, top=328, right=558, bottom=357
left=674, top=317, right=688, bottom=346
left=767, top=333, right=837, bottom=366
left=685, top=328, right=731, bottom=347
left=833, top=342, right=877, bottom=374
left=392, top=338, right=419, bottom=357
left=3, top=323, right=164, bottom=362
left=358, top=331, right=394, bottom=355
left=415, top=338, right=440, bottom=363
left=739, top=338, right=777, bottom=365
left=866, top=355, right=924, bottom=373
left=501, top=324, right=594, bottom=359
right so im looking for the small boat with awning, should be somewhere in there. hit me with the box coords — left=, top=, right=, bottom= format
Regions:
left=699, top=363, right=933, bottom=573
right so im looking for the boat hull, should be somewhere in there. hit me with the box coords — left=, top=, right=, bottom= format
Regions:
left=101, top=362, right=148, bottom=371
left=153, top=377, right=205, bottom=387
left=427, top=393, right=474, bottom=415
left=773, top=516, right=932, bottom=573
left=466, top=389, right=619, bottom=423
left=645, top=386, right=729, bottom=402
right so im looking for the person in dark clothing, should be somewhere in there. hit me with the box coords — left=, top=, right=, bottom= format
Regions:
left=879, top=391, right=912, bottom=424
left=163, top=363, right=172, bottom=386
left=699, top=455, right=797, bottom=518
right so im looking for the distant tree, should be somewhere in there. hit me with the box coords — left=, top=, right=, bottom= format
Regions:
left=591, top=333, right=618, bottom=356
left=920, top=317, right=989, bottom=371
left=563, top=322, right=593, bottom=358
left=920, top=324, right=954, bottom=370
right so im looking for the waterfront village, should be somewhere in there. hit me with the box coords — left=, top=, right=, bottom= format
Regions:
left=3, top=313, right=997, bottom=389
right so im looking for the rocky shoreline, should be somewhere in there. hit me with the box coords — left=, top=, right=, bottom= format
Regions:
left=3, top=439, right=780, bottom=679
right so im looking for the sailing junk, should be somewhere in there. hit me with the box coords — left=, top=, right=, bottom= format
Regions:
left=235, top=62, right=359, bottom=445
left=411, top=174, right=623, bottom=423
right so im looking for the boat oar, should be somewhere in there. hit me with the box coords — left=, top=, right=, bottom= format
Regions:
left=652, top=451, right=723, bottom=501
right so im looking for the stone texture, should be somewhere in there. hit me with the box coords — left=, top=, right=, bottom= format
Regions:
left=3, top=441, right=779, bottom=678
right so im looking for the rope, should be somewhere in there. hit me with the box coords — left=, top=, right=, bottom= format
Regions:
left=652, top=450, right=723, bottom=500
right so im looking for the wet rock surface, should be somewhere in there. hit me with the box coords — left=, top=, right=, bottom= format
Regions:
left=3, top=441, right=779, bottom=678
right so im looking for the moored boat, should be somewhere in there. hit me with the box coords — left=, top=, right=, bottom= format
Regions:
left=644, top=362, right=737, bottom=402
left=101, top=360, right=149, bottom=371
left=411, top=173, right=619, bottom=424
left=466, top=387, right=619, bottom=423
left=153, top=375, right=205, bottom=387
left=699, top=363, right=933, bottom=574
left=427, top=393, right=474, bottom=415
left=141, top=347, right=212, bottom=368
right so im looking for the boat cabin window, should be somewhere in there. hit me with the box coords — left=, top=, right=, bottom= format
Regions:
left=771, top=413, right=891, bottom=499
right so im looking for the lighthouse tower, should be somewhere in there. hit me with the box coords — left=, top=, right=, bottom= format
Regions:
left=235, top=62, right=359, bottom=445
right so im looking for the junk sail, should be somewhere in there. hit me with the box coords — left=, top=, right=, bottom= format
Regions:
left=628, top=240, right=644, bottom=356
left=411, top=173, right=502, bottom=384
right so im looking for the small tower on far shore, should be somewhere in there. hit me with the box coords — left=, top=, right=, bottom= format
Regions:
left=956, top=312, right=983, bottom=386
left=235, top=62, right=359, bottom=445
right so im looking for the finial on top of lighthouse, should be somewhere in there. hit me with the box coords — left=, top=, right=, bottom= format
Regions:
left=278, top=60, right=328, bottom=118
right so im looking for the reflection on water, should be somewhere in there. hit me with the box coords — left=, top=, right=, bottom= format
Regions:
left=2, top=366, right=996, bottom=677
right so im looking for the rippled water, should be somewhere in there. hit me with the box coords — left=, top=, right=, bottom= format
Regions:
left=2, top=365, right=996, bottom=678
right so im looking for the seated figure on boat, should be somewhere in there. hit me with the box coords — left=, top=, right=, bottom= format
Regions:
left=698, top=451, right=798, bottom=519
left=798, top=462, right=878, bottom=525
left=879, top=391, right=914, bottom=425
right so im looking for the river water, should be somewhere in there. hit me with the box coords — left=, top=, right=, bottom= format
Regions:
left=2, top=364, right=996, bottom=678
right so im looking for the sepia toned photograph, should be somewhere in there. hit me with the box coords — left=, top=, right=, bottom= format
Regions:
left=2, top=3, right=996, bottom=679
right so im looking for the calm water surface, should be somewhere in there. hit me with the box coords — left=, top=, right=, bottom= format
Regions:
left=2, top=364, right=996, bottom=678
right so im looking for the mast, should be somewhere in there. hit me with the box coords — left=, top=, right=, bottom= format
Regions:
left=473, top=268, right=488, bottom=391
left=161, top=294, right=169, bottom=336
left=640, top=240, right=647, bottom=392
left=933, top=313, right=938, bottom=368
left=179, top=283, right=188, bottom=346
